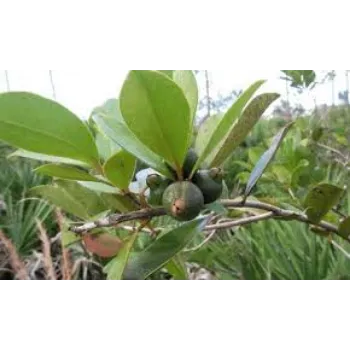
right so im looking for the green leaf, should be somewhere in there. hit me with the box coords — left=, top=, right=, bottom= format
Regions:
left=304, top=184, right=344, bottom=224
left=311, top=127, right=324, bottom=142
left=123, top=216, right=209, bottom=280
left=272, top=165, right=292, bottom=185
left=245, top=122, right=294, bottom=198
left=166, top=255, right=188, bottom=280
left=120, top=70, right=191, bottom=169
left=30, top=185, right=89, bottom=219
left=248, top=147, right=265, bottom=165
left=35, top=164, right=101, bottom=182
left=91, top=98, right=125, bottom=125
left=95, top=132, right=121, bottom=162
left=93, top=115, right=173, bottom=179
left=193, top=81, right=266, bottom=174
left=55, top=180, right=108, bottom=217
left=157, top=70, right=174, bottom=78
left=0, top=92, right=99, bottom=168
left=77, top=181, right=120, bottom=194
left=62, top=230, right=81, bottom=247
left=104, top=232, right=139, bottom=280
left=195, top=114, right=224, bottom=163
left=103, top=150, right=136, bottom=190
left=205, top=202, right=228, bottom=215
left=211, top=92, right=281, bottom=167
left=8, top=150, right=88, bottom=167
left=339, top=217, right=350, bottom=240
left=100, top=193, right=138, bottom=213
left=303, top=70, right=316, bottom=88
left=173, top=70, right=199, bottom=125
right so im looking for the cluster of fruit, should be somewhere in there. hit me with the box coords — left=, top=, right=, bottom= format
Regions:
left=146, top=149, right=224, bottom=222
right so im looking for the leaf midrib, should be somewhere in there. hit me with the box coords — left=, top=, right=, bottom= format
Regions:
left=136, top=72, right=182, bottom=168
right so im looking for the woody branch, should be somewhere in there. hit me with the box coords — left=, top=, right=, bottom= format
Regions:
left=70, top=200, right=346, bottom=242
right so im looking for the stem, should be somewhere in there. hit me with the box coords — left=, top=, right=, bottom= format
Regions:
left=70, top=199, right=348, bottom=243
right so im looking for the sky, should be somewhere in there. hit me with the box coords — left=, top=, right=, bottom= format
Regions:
left=0, top=70, right=348, bottom=119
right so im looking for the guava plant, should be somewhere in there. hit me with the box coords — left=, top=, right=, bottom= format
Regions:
left=0, top=70, right=348, bottom=280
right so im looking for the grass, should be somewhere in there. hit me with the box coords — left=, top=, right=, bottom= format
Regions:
left=190, top=219, right=350, bottom=280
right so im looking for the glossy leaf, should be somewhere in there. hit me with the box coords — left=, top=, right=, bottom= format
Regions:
left=193, top=81, right=266, bottom=174
left=91, top=98, right=125, bottom=124
left=339, top=217, right=350, bottom=240
left=120, top=70, right=191, bottom=169
left=30, top=185, right=89, bottom=219
left=304, top=184, right=344, bottom=224
left=95, top=132, right=121, bottom=162
left=34, top=164, right=101, bottom=182
left=55, top=180, right=108, bottom=217
left=173, top=70, right=199, bottom=125
left=211, top=92, right=281, bottom=167
left=245, top=122, right=294, bottom=198
left=101, top=193, right=138, bottom=213
left=8, top=150, right=88, bottom=167
left=205, top=202, right=228, bottom=215
left=195, top=113, right=224, bottom=163
left=123, top=216, right=209, bottom=280
left=104, top=232, right=139, bottom=280
left=0, top=92, right=99, bottom=167
left=104, top=150, right=136, bottom=190
left=93, top=115, right=174, bottom=179
left=157, top=70, right=174, bottom=78
left=77, top=181, right=120, bottom=194
left=62, top=230, right=81, bottom=247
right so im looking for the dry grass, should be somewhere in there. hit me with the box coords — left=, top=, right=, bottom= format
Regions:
left=36, top=220, right=57, bottom=280
left=0, top=229, right=29, bottom=280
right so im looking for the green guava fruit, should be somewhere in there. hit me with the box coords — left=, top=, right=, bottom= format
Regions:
left=162, top=181, right=204, bottom=222
left=147, top=174, right=172, bottom=207
left=193, top=168, right=224, bottom=204
left=182, top=148, right=199, bottom=179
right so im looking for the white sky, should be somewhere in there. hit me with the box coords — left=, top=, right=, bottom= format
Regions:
left=0, top=70, right=348, bottom=119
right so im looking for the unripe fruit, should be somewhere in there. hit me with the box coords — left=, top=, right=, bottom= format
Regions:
left=162, top=181, right=204, bottom=222
left=193, top=168, right=224, bottom=204
left=182, top=148, right=199, bottom=179
left=146, top=174, right=164, bottom=190
left=147, top=174, right=172, bottom=207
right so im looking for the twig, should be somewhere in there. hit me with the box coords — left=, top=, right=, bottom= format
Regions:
left=185, top=230, right=217, bottom=252
left=70, top=199, right=346, bottom=242
left=36, top=220, right=57, bottom=280
left=221, top=199, right=341, bottom=237
left=70, top=208, right=166, bottom=234
left=184, top=213, right=274, bottom=253
left=316, top=142, right=348, bottom=162
left=332, top=208, right=347, bottom=219
left=205, top=212, right=274, bottom=231
left=0, top=230, right=29, bottom=280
